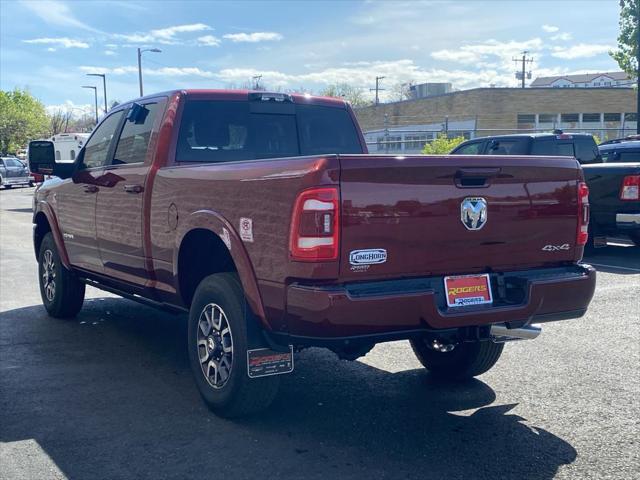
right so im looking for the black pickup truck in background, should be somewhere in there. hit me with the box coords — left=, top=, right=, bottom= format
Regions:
left=451, top=133, right=640, bottom=248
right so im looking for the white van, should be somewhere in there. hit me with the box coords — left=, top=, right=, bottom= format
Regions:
left=50, top=133, right=90, bottom=162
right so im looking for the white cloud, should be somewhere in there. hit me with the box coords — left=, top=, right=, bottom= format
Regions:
left=79, top=65, right=216, bottom=78
left=197, top=35, right=221, bottom=47
left=542, top=24, right=559, bottom=33
left=45, top=100, right=93, bottom=117
left=114, top=23, right=212, bottom=45
left=431, top=38, right=544, bottom=65
left=23, top=37, right=89, bottom=49
left=551, top=43, right=611, bottom=59
left=551, top=32, right=573, bottom=41
left=20, top=0, right=100, bottom=32
left=104, top=50, right=117, bottom=56
left=222, top=32, right=283, bottom=43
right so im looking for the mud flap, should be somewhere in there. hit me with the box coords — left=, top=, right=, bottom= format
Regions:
left=247, top=346, right=294, bottom=378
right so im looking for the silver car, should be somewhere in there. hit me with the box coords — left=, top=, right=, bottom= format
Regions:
left=0, top=156, right=34, bottom=188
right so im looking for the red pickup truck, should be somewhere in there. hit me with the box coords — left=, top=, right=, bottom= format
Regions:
left=28, top=90, right=596, bottom=417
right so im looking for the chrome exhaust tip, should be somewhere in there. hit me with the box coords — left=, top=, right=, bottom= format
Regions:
left=490, top=323, right=542, bottom=342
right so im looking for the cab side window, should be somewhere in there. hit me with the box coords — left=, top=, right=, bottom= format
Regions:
left=83, top=111, right=125, bottom=169
left=113, top=103, right=159, bottom=165
left=454, top=141, right=484, bottom=154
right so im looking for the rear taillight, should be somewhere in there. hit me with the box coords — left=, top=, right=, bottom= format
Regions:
left=619, top=175, right=640, bottom=201
left=289, top=187, right=339, bottom=261
left=577, top=181, right=590, bottom=246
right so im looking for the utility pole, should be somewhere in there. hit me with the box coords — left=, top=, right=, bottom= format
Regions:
left=370, top=76, right=386, bottom=105
left=383, top=113, right=389, bottom=153
left=636, top=0, right=639, bottom=134
left=86, top=73, right=107, bottom=114
left=81, top=86, right=98, bottom=125
left=512, top=51, right=533, bottom=88
left=252, top=74, right=262, bottom=90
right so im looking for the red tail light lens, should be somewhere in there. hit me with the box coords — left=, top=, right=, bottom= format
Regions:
left=619, top=175, right=640, bottom=201
left=290, top=187, right=340, bottom=261
left=577, top=181, right=589, bottom=246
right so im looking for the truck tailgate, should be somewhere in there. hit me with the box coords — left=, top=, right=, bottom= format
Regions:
left=339, top=154, right=582, bottom=280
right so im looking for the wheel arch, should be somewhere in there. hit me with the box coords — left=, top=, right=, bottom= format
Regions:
left=33, top=203, right=70, bottom=268
left=174, top=210, right=268, bottom=329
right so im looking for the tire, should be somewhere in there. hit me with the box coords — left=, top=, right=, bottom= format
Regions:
left=629, top=232, right=640, bottom=248
left=38, top=232, right=85, bottom=318
left=410, top=338, right=504, bottom=380
left=188, top=272, right=279, bottom=418
left=5, top=184, right=12, bottom=189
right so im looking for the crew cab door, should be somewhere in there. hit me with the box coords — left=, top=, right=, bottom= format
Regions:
left=56, top=110, right=125, bottom=273
left=95, top=100, right=163, bottom=286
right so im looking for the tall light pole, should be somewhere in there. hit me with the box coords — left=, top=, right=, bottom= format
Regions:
left=137, top=47, right=161, bottom=97
left=82, top=85, right=98, bottom=125
left=86, top=73, right=107, bottom=114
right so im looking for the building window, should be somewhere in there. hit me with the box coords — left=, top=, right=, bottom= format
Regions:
left=561, top=113, right=579, bottom=123
left=539, top=114, right=557, bottom=123
left=625, top=113, right=638, bottom=122
left=603, top=113, right=620, bottom=122
left=376, top=137, right=385, bottom=151
left=582, top=113, right=601, bottom=123
left=517, top=114, right=535, bottom=124
left=405, top=135, right=427, bottom=150
left=388, top=136, right=402, bottom=151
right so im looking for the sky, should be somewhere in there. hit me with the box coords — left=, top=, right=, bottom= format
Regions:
left=0, top=0, right=622, bottom=117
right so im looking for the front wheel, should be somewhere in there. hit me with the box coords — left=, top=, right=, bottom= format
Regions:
left=410, top=338, right=504, bottom=380
left=38, top=232, right=85, bottom=318
left=188, top=272, right=279, bottom=417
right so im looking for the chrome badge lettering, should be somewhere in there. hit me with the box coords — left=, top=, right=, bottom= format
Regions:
left=542, top=244, right=570, bottom=251
left=461, top=197, right=488, bottom=230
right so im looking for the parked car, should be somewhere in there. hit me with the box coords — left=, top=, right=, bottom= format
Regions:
left=451, top=132, right=601, bottom=163
left=451, top=133, right=639, bottom=248
left=28, top=90, right=596, bottom=417
left=0, top=156, right=34, bottom=188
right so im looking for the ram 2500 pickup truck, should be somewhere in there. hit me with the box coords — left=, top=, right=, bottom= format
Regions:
left=28, top=90, right=596, bottom=417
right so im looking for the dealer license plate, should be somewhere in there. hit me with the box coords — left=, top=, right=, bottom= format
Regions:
left=444, top=274, right=493, bottom=308
left=247, top=346, right=294, bottom=378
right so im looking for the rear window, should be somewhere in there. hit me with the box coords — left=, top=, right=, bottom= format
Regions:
left=601, top=149, right=640, bottom=163
left=531, top=139, right=575, bottom=157
left=486, top=139, right=528, bottom=155
left=176, top=101, right=362, bottom=162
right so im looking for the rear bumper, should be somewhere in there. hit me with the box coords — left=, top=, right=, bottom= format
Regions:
left=281, top=264, right=596, bottom=342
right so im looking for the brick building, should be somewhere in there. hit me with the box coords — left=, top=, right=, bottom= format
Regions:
left=355, top=87, right=637, bottom=153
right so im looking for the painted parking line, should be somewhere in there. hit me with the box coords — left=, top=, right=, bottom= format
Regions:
left=588, top=262, right=640, bottom=273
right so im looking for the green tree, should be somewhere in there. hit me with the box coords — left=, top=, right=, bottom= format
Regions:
left=0, top=89, right=49, bottom=154
left=321, top=83, right=371, bottom=108
left=421, top=133, right=466, bottom=154
left=610, top=0, right=639, bottom=78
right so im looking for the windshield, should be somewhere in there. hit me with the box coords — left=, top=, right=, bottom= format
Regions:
left=176, top=100, right=362, bottom=162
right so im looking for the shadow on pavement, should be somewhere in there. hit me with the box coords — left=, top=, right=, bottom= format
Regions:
left=0, top=298, right=576, bottom=480
left=583, top=244, right=640, bottom=274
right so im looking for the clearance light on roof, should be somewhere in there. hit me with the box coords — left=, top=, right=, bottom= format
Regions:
left=289, top=187, right=340, bottom=262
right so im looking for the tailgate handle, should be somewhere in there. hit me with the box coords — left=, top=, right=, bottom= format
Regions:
left=455, top=168, right=501, bottom=188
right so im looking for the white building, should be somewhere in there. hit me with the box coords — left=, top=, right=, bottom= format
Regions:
left=530, top=72, right=632, bottom=88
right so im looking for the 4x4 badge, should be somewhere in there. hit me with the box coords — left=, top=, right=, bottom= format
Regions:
left=461, top=197, right=488, bottom=230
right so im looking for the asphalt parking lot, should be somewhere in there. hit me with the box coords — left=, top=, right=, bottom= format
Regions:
left=1, top=186, right=638, bottom=480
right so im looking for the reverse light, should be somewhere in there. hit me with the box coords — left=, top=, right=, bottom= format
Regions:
left=619, top=175, right=640, bottom=201
left=290, top=187, right=340, bottom=261
left=577, top=181, right=590, bottom=246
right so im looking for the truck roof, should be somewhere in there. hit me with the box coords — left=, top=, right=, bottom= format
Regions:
left=128, top=89, right=348, bottom=108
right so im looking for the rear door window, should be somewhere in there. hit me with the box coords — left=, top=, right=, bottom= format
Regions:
left=486, top=139, right=528, bottom=155
left=113, top=103, right=159, bottom=165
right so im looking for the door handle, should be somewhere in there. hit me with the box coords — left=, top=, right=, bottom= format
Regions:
left=123, top=184, right=144, bottom=194
left=83, top=185, right=98, bottom=193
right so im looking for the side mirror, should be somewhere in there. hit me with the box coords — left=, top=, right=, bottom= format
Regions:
left=28, top=140, right=76, bottom=179
left=127, top=102, right=149, bottom=124
left=28, top=141, right=55, bottom=174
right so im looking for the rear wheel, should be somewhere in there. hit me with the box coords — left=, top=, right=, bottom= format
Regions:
left=187, top=272, right=279, bottom=417
left=410, top=338, right=504, bottom=380
left=38, top=232, right=85, bottom=318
